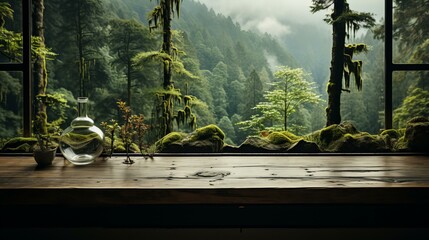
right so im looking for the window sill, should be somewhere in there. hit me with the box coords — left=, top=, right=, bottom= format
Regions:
left=1, top=155, right=429, bottom=227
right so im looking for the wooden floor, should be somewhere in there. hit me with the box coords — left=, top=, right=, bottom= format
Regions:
left=1, top=155, right=429, bottom=228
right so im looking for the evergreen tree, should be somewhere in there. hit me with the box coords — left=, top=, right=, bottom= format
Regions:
left=109, top=18, right=154, bottom=108
left=218, top=116, right=236, bottom=145
left=54, top=0, right=107, bottom=98
left=242, top=69, right=264, bottom=120
left=238, top=67, right=322, bottom=134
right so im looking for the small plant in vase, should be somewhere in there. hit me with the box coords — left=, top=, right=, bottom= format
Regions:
left=33, top=130, right=59, bottom=167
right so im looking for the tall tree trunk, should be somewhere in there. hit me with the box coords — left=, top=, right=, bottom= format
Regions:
left=326, top=0, right=346, bottom=126
left=127, top=60, right=132, bottom=107
left=33, top=0, right=47, bottom=134
left=284, top=82, right=288, bottom=131
left=163, top=0, right=172, bottom=89
left=77, top=0, right=85, bottom=97
left=162, top=0, right=173, bottom=135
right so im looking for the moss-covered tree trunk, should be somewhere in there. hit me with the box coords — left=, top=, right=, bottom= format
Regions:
left=162, top=0, right=172, bottom=89
left=326, top=0, right=346, bottom=126
left=162, top=0, right=173, bottom=134
left=33, top=0, right=48, bottom=134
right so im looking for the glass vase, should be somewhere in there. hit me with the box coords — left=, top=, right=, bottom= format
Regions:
left=60, top=97, right=104, bottom=165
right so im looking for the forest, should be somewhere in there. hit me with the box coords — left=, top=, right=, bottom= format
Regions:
left=0, top=0, right=428, bottom=151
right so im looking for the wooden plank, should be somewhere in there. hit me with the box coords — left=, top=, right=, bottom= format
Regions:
left=1, top=155, right=429, bottom=205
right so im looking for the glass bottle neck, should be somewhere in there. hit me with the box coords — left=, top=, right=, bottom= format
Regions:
left=77, top=98, right=88, bottom=118
left=71, top=97, right=94, bottom=128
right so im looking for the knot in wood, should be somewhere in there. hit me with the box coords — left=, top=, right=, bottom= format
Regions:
left=194, top=171, right=230, bottom=178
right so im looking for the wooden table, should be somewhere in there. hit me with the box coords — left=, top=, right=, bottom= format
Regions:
left=1, top=155, right=429, bottom=228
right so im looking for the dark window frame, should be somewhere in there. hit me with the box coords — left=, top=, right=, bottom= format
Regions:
left=384, top=0, right=429, bottom=129
left=0, top=0, right=32, bottom=136
left=1, top=0, right=428, bottom=136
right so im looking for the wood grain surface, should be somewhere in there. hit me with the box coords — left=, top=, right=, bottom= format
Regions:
left=1, top=155, right=429, bottom=205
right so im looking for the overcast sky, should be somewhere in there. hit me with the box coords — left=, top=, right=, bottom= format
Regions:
left=197, top=0, right=384, bottom=38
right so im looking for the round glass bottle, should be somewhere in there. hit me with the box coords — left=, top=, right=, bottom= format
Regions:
left=60, top=97, right=104, bottom=165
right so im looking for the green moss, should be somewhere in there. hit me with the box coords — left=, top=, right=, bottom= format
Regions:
left=6, top=143, right=33, bottom=152
left=266, top=132, right=293, bottom=145
left=327, top=133, right=387, bottom=153
left=380, top=129, right=402, bottom=139
left=318, top=122, right=359, bottom=149
left=407, top=116, right=429, bottom=124
left=403, top=120, right=429, bottom=152
left=394, top=136, right=408, bottom=152
left=157, top=132, right=186, bottom=146
left=189, top=124, right=225, bottom=142
left=279, top=131, right=302, bottom=141
left=1, top=137, right=37, bottom=152
left=155, top=132, right=187, bottom=152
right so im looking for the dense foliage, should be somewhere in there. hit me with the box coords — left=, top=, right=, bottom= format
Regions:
left=0, top=0, right=427, bottom=149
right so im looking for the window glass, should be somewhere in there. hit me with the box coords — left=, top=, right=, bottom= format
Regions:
left=0, top=71, right=23, bottom=139
left=0, top=0, right=398, bottom=154
left=393, top=71, right=429, bottom=128
left=0, top=0, right=23, bottom=63
left=393, top=0, right=429, bottom=64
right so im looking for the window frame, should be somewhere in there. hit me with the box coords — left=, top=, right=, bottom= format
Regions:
left=384, top=0, right=429, bottom=129
left=0, top=0, right=32, bottom=136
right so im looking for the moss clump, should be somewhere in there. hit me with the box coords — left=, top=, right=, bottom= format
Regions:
left=404, top=119, right=429, bottom=152
left=1, top=137, right=37, bottom=152
left=189, top=124, right=225, bottom=142
left=266, top=132, right=293, bottom=145
left=279, top=131, right=302, bottom=141
left=316, top=122, right=358, bottom=150
left=380, top=129, right=402, bottom=139
left=328, top=132, right=388, bottom=153
left=407, top=116, right=429, bottom=124
left=155, top=132, right=187, bottom=152
left=394, top=136, right=408, bottom=152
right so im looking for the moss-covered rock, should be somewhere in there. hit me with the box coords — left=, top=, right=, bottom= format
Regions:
left=188, top=124, right=225, bottom=142
left=155, top=132, right=187, bottom=153
left=380, top=129, right=402, bottom=139
left=1, top=137, right=37, bottom=153
left=318, top=122, right=358, bottom=149
left=328, top=133, right=389, bottom=153
left=155, top=125, right=225, bottom=153
left=279, top=131, right=302, bottom=141
left=403, top=117, right=429, bottom=152
left=266, top=132, right=294, bottom=145
left=287, top=139, right=321, bottom=153
left=306, top=122, right=391, bottom=153
left=237, top=136, right=286, bottom=153
left=380, top=129, right=405, bottom=151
